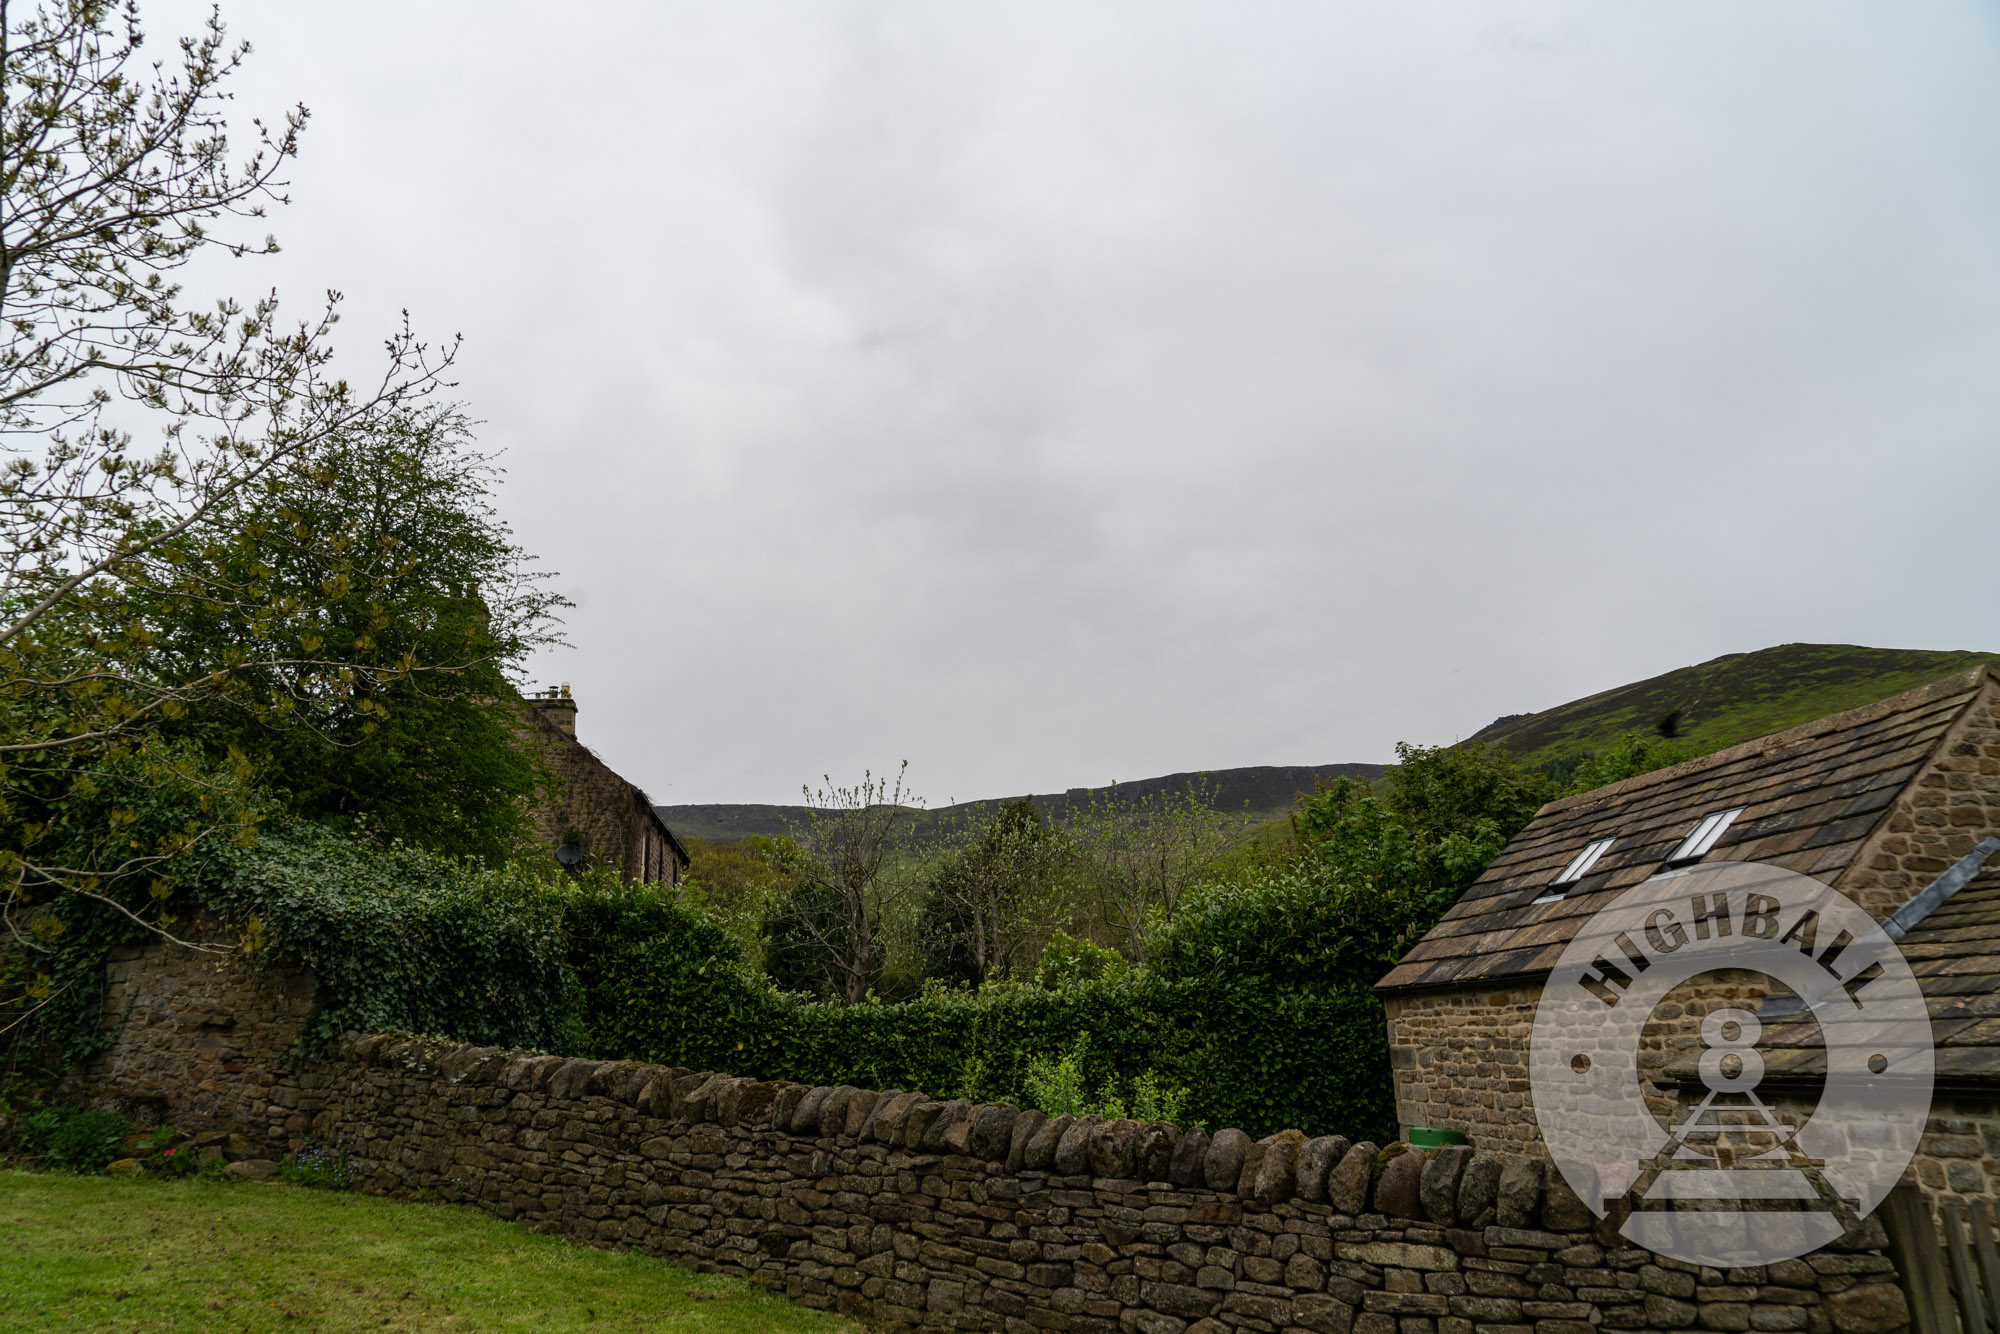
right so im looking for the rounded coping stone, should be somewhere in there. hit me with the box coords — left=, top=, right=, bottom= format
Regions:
left=902, top=1100, right=945, bottom=1150
left=1541, top=1164, right=1594, bottom=1231
left=1495, top=1155, right=1546, bottom=1229
left=921, top=1100, right=972, bottom=1154
left=1137, top=1121, right=1178, bottom=1182
left=869, top=1091, right=924, bottom=1144
left=1006, top=1109, right=1047, bottom=1172
left=842, top=1088, right=883, bottom=1138
left=818, top=1085, right=861, bottom=1136
left=790, top=1086, right=834, bottom=1134
left=941, top=1102, right=983, bottom=1155
left=969, top=1104, right=1018, bottom=1162
left=438, top=1045, right=502, bottom=1083
left=1250, top=1129, right=1306, bottom=1205
left=726, top=1078, right=781, bottom=1127
left=589, top=1060, right=651, bottom=1103
left=551, top=1059, right=608, bottom=1101
left=1203, top=1127, right=1251, bottom=1192
left=1296, top=1135, right=1350, bottom=1204
left=771, top=1083, right=809, bottom=1129
left=1086, top=1118, right=1140, bottom=1178
left=1023, top=1113, right=1073, bottom=1171
left=1053, top=1115, right=1100, bottom=1176
left=1167, top=1126, right=1210, bottom=1188
left=1456, top=1153, right=1504, bottom=1227
left=1373, top=1145, right=1427, bottom=1220
left=641, top=1069, right=691, bottom=1118
left=1420, top=1143, right=1473, bottom=1224
left=679, top=1073, right=733, bottom=1123
left=1325, top=1141, right=1378, bottom=1216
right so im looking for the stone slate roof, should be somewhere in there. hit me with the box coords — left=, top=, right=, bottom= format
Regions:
left=1376, top=667, right=1996, bottom=996
left=1887, top=860, right=2000, bottom=1086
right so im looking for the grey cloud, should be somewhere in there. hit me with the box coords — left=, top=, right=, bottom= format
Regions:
left=148, top=0, right=2000, bottom=802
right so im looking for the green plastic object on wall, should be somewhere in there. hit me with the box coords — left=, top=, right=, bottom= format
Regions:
left=1407, top=1127, right=1467, bottom=1149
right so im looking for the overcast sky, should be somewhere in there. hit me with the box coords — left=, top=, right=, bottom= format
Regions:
left=151, top=1, right=2000, bottom=806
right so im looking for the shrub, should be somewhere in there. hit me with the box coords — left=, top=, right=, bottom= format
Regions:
left=1032, top=931, right=1126, bottom=990
left=211, top=823, right=580, bottom=1052
left=18, top=1106, right=126, bottom=1173
left=567, top=870, right=1404, bottom=1138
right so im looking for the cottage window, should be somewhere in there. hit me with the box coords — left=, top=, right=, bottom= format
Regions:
left=1665, top=807, right=1745, bottom=866
left=1532, top=836, right=1616, bottom=903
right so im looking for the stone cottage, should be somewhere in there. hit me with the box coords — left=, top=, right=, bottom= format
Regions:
left=1376, top=666, right=2000, bottom=1209
left=520, top=685, right=689, bottom=886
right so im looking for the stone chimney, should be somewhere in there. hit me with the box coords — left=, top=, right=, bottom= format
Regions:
left=532, top=683, right=577, bottom=738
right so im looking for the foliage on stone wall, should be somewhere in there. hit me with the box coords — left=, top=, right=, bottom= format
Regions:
left=2, top=822, right=583, bottom=1076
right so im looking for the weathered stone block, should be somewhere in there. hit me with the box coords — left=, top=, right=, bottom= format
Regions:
left=1168, top=1127, right=1210, bottom=1188
left=791, top=1085, right=833, bottom=1133
left=970, top=1104, right=1019, bottom=1162
left=1494, top=1157, right=1543, bottom=1229
left=1140, top=1282, right=1219, bottom=1319
left=1421, top=1145, right=1472, bottom=1225
left=1203, top=1129, right=1251, bottom=1192
left=1006, top=1108, right=1046, bottom=1171
left=1327, top=1142, right=1378, bottom=1216
left=1250, top=1130, right=1305, bottom=1205
left=1338, top=1241, right=1458, bottom=1272
left=1374, top=1146, right=1426, bottom=1220
left=1823, top=1285, right=1908, bottom=1334
left=922, top=1100, right=971, bottom=1153
left=1297, top=1135, right=1350, bottom=1204
left=1025, top=1113, right=1073, bottom=1171
left=1138, top=1120, right=1178, bottom=1183
left=1087, top=1119, right=1140, bottom=1179
left=1055, top=1117, right=1100, bottom=1176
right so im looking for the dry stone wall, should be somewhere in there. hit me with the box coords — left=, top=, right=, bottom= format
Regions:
left=268, top=1033, right=1912, bottom=1334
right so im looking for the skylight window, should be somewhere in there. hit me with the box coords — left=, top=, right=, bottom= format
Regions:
left=1532, top=836, right=1616, bottom=903
left=1665, top=807, right=1745, bottom=866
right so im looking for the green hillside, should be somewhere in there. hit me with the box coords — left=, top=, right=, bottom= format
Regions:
left=1469, top=643, right=1998, bottom=773
left=658, top=763, right=1386, bottom=845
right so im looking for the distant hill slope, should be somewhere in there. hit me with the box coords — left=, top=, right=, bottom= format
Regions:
left=1469, top=643, right=1998, bottom=773
left=656, top=763, right=1386, bottom=845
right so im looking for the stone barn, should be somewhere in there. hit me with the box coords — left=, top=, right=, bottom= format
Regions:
left=520, top=686, right=689, bottom=886
left=1376, top=666, right=2000, bottom=1211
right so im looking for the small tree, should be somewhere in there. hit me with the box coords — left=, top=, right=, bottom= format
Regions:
left=918, top=797, right=1071, bottom=987
left=764, top=764, right=922, bottom=1004
left=1068, top=778, right=1252, bottom=961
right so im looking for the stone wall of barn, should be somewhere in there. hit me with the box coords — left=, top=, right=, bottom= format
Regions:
left=1383, top=976, right=2000, bottom=1219
left=251, top=1033, right=1908, bottom=1334
left=1840, top=676, right=2000, bottom=919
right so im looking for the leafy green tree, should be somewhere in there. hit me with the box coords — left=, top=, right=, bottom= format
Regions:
left=918, top=798, right=1071, bottom=986
left=149, top=405, right=565, bottom=862
left=680, top=833, right=795, bottom=959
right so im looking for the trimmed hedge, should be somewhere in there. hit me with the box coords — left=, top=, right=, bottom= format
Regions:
left=568, top=872, right=1403, bottom=1141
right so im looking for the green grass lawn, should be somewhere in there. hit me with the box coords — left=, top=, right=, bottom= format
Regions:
left=0, top=1170, right=860, bottom=1333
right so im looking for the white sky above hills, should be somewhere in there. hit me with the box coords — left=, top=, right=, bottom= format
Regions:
left=146, top=1, right=2000, bottom=805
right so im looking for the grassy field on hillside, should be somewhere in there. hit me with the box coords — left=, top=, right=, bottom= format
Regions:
left=0, top=1171, right=856, bottom=1334
left=1469, top=643, right=1998, bottom=773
